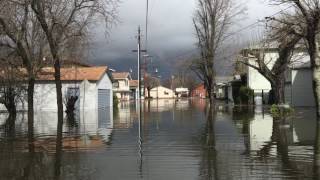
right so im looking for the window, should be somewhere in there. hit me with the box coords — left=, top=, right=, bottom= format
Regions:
left=67, top=87, right=79, bottom=97
left=113, top=82, right=119, bottom=88
left=164, top=91, right=169, bottom=95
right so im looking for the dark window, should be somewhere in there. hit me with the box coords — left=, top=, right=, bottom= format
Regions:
left=113, top=82, right=119, bottom=88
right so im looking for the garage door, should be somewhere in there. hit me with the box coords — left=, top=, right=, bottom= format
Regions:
left=98, top=89, right=112, bottom=128
left=98, top=89, right=111, bottom=108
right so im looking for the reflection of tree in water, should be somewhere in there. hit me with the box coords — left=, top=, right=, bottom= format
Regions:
left=314, top=121, right=320, bottom=179
left=1, top=114, right=16, bottom=137
left=232, top=106, right=254, bottom=155
left=199, top=106, right=219, bottom=180
left=0, top=117, right=51, bottom=180
left=256, top=116, right=307, bottom=179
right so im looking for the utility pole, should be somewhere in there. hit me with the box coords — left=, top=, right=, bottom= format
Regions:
left=145, top=0, right=149, bottom=50
left=133, top=26, right=146, bottom=99
left=138, top=27, right=142, bottom=99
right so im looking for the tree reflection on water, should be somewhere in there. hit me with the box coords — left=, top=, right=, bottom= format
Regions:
left=199, top=105, right=218, bottom=180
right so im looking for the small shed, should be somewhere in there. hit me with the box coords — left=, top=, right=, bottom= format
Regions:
left=31, top=66, right=113, bottom=111
left=150, top=86, right=175, bottom=99
left=0, top=66, right=113, bottom=111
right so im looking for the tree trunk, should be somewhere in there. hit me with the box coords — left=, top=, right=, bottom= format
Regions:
left=309, top=33, right=320, bottom=117
left=272, top=73, right=286, bottom=105
left=54, top=59, right=64, bottom=177
left=5, top=88, right=17, bottom=116
left=147, top=88, right=151, bottom=99
left=27, top=77, right=35, bottom=151
left=311, top=46, right=320, bottom=116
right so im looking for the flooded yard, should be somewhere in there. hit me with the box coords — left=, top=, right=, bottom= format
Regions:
left=0, top=99, right=318, bottom=180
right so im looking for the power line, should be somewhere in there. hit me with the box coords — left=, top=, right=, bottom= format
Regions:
left=165, top=5, right=295, bottom=61
left=228, top=5, right=294, bottom=36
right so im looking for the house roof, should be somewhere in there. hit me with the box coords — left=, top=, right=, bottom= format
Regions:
left=291, top=61, right=311, bottom=69
left=216, top=76, right=233, bottom=84
left=112, top=72, right=130, bottom=79
left=37, top=66, right=108, bottom=81
left=129, top=80, right=139, bottom=87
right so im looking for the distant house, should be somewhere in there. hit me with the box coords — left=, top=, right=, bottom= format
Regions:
left=215, top=76, right=233, bottom=100
left=112, top=72, right=132, bottom=101
left=240, top=45, right=315, bottom=106
left=129, top=80, right=139, bottom=100
left=175, top=87, right=189, bottom=98
left=0, top=66, right=113, bottom=111
left=191, top=84, right=207, bottom=98
left=150, top=86, right=175, bottom=99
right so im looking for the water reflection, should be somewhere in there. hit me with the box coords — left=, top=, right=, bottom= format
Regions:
left=0, top=100, right=319, bottom=179
left=199, top=106, right=218, bottom=180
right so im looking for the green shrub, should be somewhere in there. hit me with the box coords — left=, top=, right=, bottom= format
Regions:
left=270, top=104, right=294, bottom=118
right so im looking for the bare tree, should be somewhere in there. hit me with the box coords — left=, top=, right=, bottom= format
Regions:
left=192, top=0, right=245, bottom=104
left=238, top=23, right=301, bottom=104
left=145, top=74, right=160, bottom=99
left=269, top=0, right=320, bottom=114
left=30, top=0, right=118, bottom=176
left=173, top=59, right=198, bottom=92
left=0, top=0, right=48, bottom=140
left=0, top=58, right=26, bottom=117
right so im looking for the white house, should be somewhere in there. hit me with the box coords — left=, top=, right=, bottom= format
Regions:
left=0, top=66, right=113, bottom=111
left=112, top=72, right=132, bottom=101
left=150, top=86, right=176, bottom=99
left=129, top=80, right=139, bottom=100
left=175, top=87, right=189, bottom=98
left=242, top=46, right=315, bottom=107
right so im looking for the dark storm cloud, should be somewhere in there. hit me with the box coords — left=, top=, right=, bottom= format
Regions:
left=89, top=0, right=280, bottom=77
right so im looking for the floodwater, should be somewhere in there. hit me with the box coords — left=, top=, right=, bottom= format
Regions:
left=0, top=99, right=319, bottom=180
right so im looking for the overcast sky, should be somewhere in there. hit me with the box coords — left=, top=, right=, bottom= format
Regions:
left=88, top=0, right=281, bottom=77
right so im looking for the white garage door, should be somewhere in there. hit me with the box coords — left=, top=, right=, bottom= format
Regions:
left=98, top=89, right=111, bottom=108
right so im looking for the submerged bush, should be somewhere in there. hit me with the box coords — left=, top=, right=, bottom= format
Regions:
left=270, top=104, right=294, bottom=118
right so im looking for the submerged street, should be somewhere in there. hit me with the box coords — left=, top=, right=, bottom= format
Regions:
left=0, top=99, right=318, bottom=179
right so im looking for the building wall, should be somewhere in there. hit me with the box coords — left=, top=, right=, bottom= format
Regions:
left=247, top=52, right=278, bottom=92
left=113, top=79, right=130, bottom=91
left=150, top=86, right=175, bottom=99
left=113, top=78, right=131, bottom=101
left=191, top=85, right=206, bottom=98
left=291, top=69, right=316, bottom=107
left=33, top=81, right=98, bottom=111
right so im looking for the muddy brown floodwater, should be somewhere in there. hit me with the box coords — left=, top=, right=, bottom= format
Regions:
left=0, top=99, right=318, bottom=179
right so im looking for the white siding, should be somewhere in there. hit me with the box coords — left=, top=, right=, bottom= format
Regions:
left=247, top=52, right=279, bottom=92
left=32, top=82, right=98, bottom=111
left=150, top=86, right=175, bottom=99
